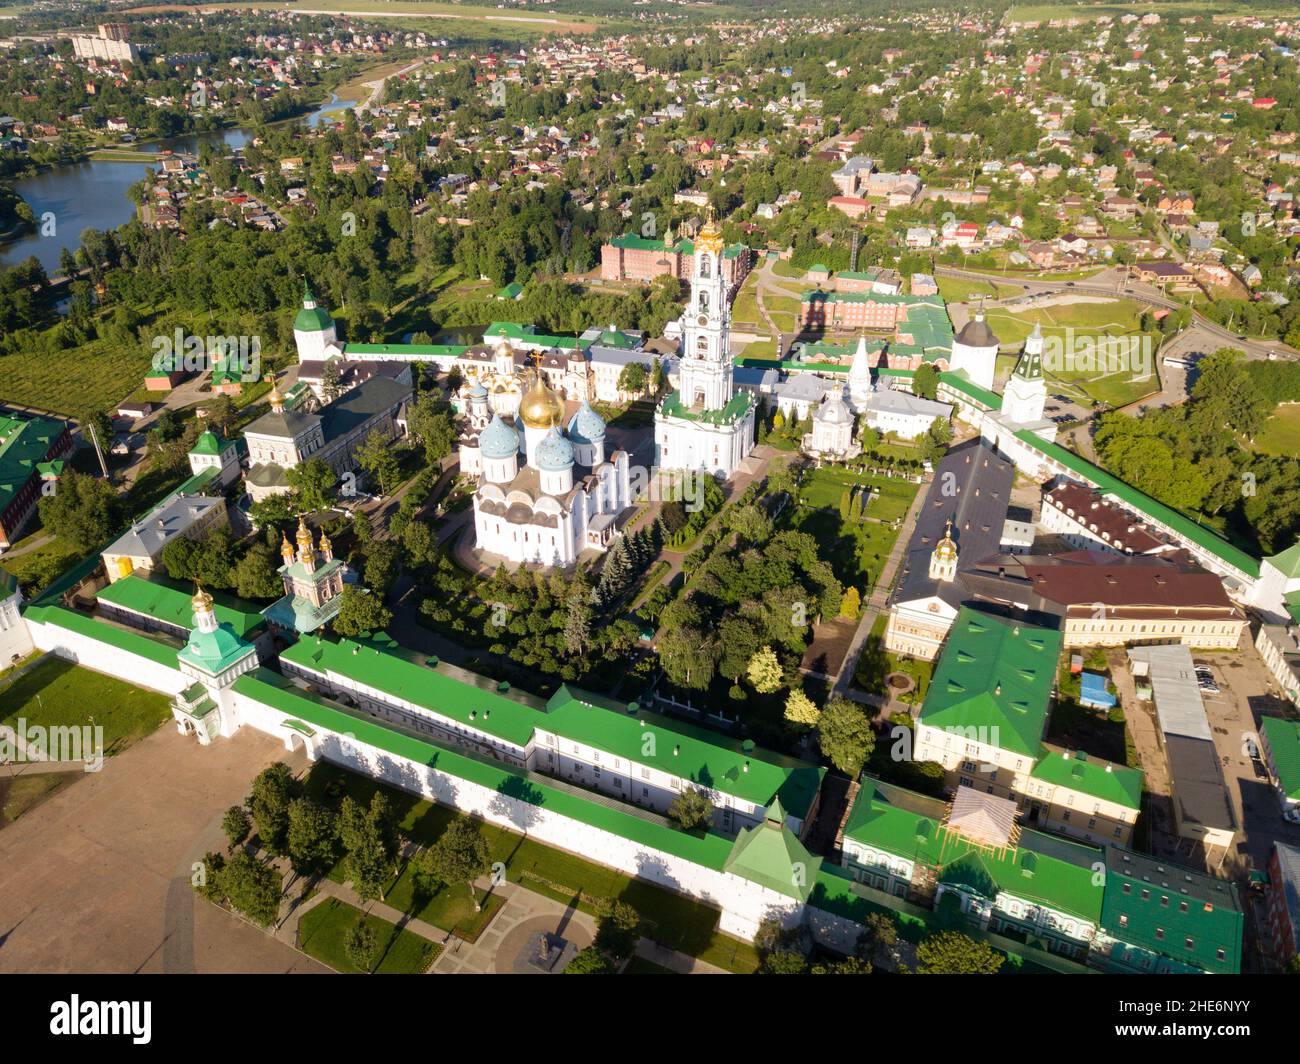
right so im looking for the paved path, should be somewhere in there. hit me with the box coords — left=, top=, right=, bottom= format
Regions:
left=0, top=725, right=325, bottom=973
left=830, top=472, right=931, bottom=700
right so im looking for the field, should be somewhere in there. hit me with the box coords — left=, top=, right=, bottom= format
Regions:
left=936, top=276, right=1021, bottom=303
left=0, top=656, right=172, bottom=757
left=302, top=761, right=762, bottom=973
left=1004, top=2, right=1291, bottom=21
left=128, top=1, right=603, bottom=31
left=296, top=897, right=440, bottom=974
left=983, top=298, right=1159, bottom=408
left=1253, top=403, right=1300, bottom=458
left=0, top=335, right=154, bottom=415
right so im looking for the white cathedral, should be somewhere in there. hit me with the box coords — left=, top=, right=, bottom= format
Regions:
left=465, top=370, right=632, bottom=567
left=654, top=213, right=756, bottom=477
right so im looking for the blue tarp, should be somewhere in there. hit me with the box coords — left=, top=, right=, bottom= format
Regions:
left=1080, top=671, right=1117, bottom=709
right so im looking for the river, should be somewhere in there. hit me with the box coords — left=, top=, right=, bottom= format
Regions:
left=0, top=94, right=352, bottom=274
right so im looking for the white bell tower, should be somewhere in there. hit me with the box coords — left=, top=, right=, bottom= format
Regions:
left=676, top=213, right=732, bottom=412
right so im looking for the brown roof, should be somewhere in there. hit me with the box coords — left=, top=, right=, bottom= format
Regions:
left=1021, top=560, right=1240, bottom=614
left=1043, top=479, right=1167, bottom=554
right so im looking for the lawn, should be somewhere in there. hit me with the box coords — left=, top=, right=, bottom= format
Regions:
left=0, top=656, right=172, bottom=757
left=787, top=466, right=919, bottom=591
left=0, top=335, right=154, bottom=415
left=1254, top=403, right=1300, bottom=458
left=624, top=956, right=678, bottom=974
left=303, top=762, right=762, bottom=973
left=297, top=897, right=440, bottom=974
left=374, top=859, right=505, bottom=941
left=936, top=276, right=1021, bottom=303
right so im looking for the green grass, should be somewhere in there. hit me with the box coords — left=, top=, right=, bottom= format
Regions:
left=1254, top=403, right=1300, bottom=457
left=788, top=467, right=920, bottom=590
left=382, top=861, right=505, bottom=941
left=0, top=656, right=172, bottom=757
left=297, top=897, right=440, bottom=974
left=936, top=276, right=1021, bottom=303
left=303, top=761, right=761, bottom=973
left=0, top=335, right=154, bottom=415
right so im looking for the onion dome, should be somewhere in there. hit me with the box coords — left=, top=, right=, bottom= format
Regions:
left=468, top=381, right=488, bottom=399
left=934, top=519, right=958, bottom=563
left=696, top=206, right=725, bottom=255
left=294, top=280, right=334, bottom=332
left=267, top=375, right=285, bottom=412
left=192, top=584, right=214, bottom=614
left=296, top=516, right=314, bottom=552
left=281, top=531, right=295, bottom=563
left=535, top=426, right=575, bottom=472
left=479, top=413, right=520, bottom=460
left=566, top=400, right=607, bottom=445
left=954, top=309, right=998, bottom=348
left=519, top=371, right=565, bottom=429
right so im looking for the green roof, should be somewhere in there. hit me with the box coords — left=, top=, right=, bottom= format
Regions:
left=843, top=780, right=1104, bottom=924
left=543, top=685, right=825, bottom=817
left=0, top=413, right=68, bottom=515
left=1100, top=849, right=1242, bottom=974
left=178, top=617, right=255, bottom=676
left=96, top=573, right=265, bottom=640
left=188, top=429, right=230, bottom=457
left=279, top=637, right=821, bottom=811
left=231, top=670, right=738, bottom=873
left=343, top=343, right=468, bottom=359
left=939, top=369, right=1002, bottom=410
left=1012, top=430, right=1260, bottom=579
left=24, top=605, right=180, bottom=669
left=496, top=282, right=524, bottom=299
left=1029, top=746, right=1142, bottom=810
left=1267, top=542, right=1300, bottom=579
left=483, top=322, right=582, bottom=350
left=919, top=608, right=1061, bottom=758
left=294, top=286, right=334, bottom=334
left=723, top=808, right=822, bottom=900
left=1261, top=716, right=1300, bottom=800
left=658, top=389, right=755, bottom=426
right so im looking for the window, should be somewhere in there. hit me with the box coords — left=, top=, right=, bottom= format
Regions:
left=1179, top=901, right=1188, bottom=913
left=1185, top=937, right=1194, bottom=950
left=1155, top=928, right=1165, bottom=941
left=1141, top=889, right=1150, bottom=901
left=1118, top=914, right=1128, bottom=928
left=1122, top=883, right=1131, bottom=895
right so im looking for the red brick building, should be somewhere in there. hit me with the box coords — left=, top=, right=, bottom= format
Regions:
left=0, top=413, right=74, bottom=549
left=600, top=234, right=752, bottom=293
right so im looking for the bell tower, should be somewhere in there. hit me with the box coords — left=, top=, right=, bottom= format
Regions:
left=929, top=519, right=958, bottom=582
left=677, top=209, right=733, bottom=412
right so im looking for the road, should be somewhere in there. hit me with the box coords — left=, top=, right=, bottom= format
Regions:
left=935, top=264, right=1295, bottom=361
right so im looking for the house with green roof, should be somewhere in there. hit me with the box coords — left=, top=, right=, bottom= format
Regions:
left=278, top=634, right=824, bottom=836
left=915, top=608, right=1062, bottom=798
left=95, top=572, right=271, bottom=658
left=1093, top=848, right=1242, bottom=974
left=186, top=424, right=240, bottom=488
left=0, top=413, right=73, bottom=549
left=1023, top=745, right=1143, bottom=848
left=840, top=778, right=1104, bottom=959
left=1259, top=715, right=1300, bottom=820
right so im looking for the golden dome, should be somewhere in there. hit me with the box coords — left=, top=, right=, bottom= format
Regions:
left=192, top=584, right=214, bottom=613
left=281, top=531, right=295, bottom=558
left=934, top=519, right=958, bottom=562
left=296, top=516, right=314, bottom=550
left=697, top=206, right=724, bottom=255
left=519, top=371, right=564, bottom=429
left=495, top=340, right=514, bottom=359
left=267, top=374, right=285, bottom=412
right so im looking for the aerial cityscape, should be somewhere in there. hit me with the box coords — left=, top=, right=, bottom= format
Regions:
left=1, top=0, right=1299, bottom=996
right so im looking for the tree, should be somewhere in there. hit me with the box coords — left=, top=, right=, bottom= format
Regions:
left=817, top=698, right=875, bottom=777
left=287, top=458, right=337, bottom=514
left=362, top=541, right=399, bottom=596
left=859, top=913, right=899, bottom=966
left=811, top=955, right=872, bottom=974
left=617, top=361, right=648, bottom=397
left=333, top=586, right=393, bottom=637
left=594, top=901, right=641, bottom=960
left=839, top=586, right=861, bottom=620
left=746, top=645, right=783, bottom=693
left=339, top=793, right=399, bottom=901
left=667, top=788, right=714, bottom=831
left=344, top=917, right=378, bottom=973
left=913, top=363, right=939, bottom=401
left=286, top=798, right=338, bottom=876
left=216, top=851, right=282, bottom=927
left=37, top=469, right=123, bottom=551
left=232, top=542, right=284, bottom=599
left=418, top=815, right=491, bottom=911
left=915, top=930, right=1004, bottom=975
left=248, top=763, right=301, bottom=855
left=784, top=689, right=821, bottom=727
left=221, top=805, right=251, bottom=849
left=355, top=428, right=402, bottom=496
left=565, top=947, right=616, bottom=974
